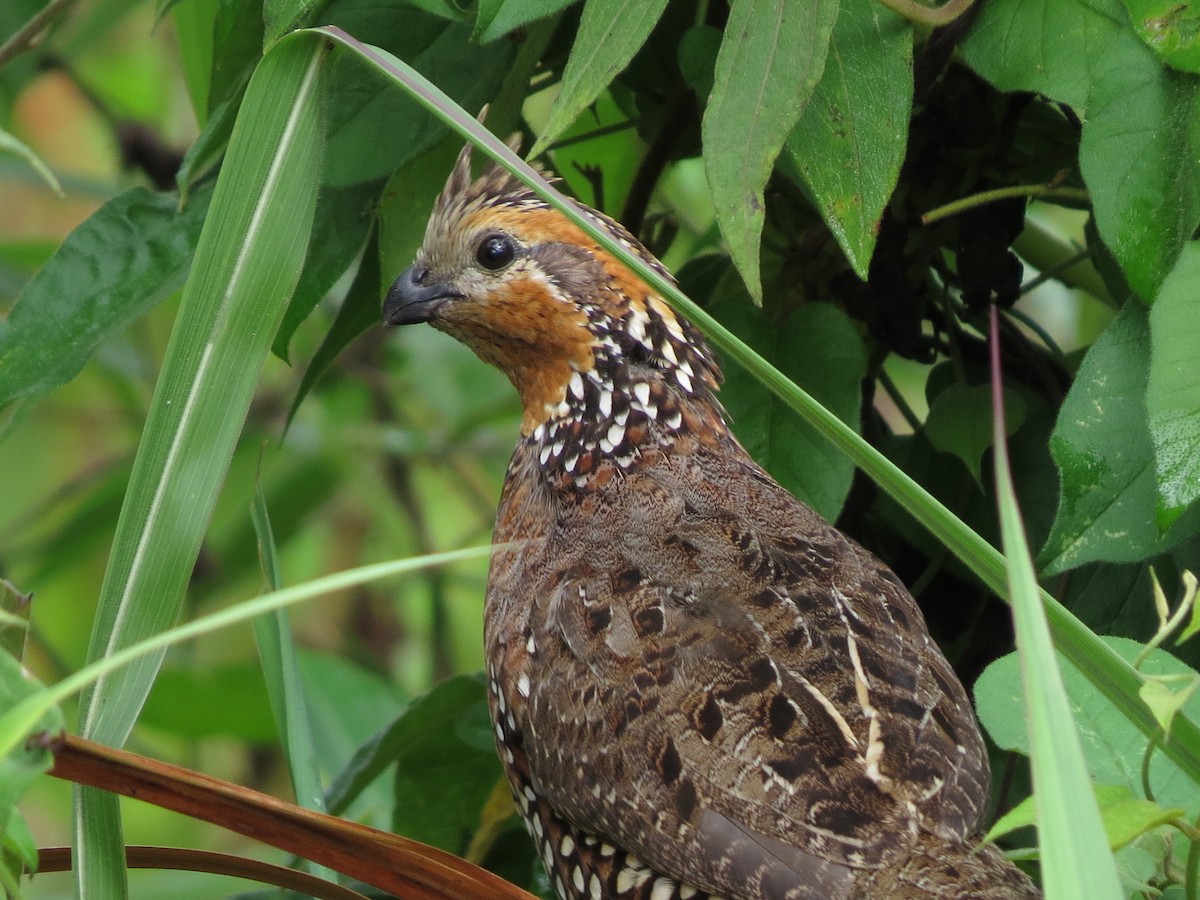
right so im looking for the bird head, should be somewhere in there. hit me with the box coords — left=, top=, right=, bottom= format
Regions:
left=384, top=141, right=720, bottom=438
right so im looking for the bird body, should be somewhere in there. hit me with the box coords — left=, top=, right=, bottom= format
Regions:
left=384, top=143, right=1040, bottom=900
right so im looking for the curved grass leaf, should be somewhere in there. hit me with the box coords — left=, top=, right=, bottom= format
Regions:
left=0, top=548, right=496, bottom=764
left=0, top=125, right=62, bottom=196
left=529, top=0, right=670, bottom=157
left=0, top=183, right=214, bottom=404
left=314, top=25, right=1200, bottom=789
left=71, top=36, right=330, bottom=899
left=702, top=0, right=838, bottom=301
left=784, top=0, right=911, bottom=279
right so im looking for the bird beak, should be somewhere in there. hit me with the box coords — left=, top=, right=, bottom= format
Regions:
left=382, top=265, right=461, bottom=326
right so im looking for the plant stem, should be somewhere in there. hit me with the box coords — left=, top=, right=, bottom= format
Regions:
left=923, top=184, right=1090, bottom=225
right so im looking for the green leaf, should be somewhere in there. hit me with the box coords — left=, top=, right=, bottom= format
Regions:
left=1039, top=302, right=1200, bottom=574
left=1139, top=674, right=1200, bottom=736
left=0, top=183, right=214, bottom=404
left=529, top=0, right=670, bottom=156
left=985, top=784, right=1185, bottom=851
left=323, top=5, right=514, bottom=186
left=139, top=663, right=276, bottom=741
left=976, top=635, right=1200, bottom=818
left=474, top=0, right=576, bottom=42
left=388, top=674, right=505, bottom=853
left=0, top=125, right=62, bottom=196
left=1081, top=56, right=1199, bottom=300
left=264, top=0, right=329, bottom=46
left=714, top=301, right=865, bottom=521
left=287, top=226, right=382, bottom=425
left=960, top=0, right=1200, bottom=299
left=72, top=36, right=330, bottom=898
left=677, top=24, right=721, bottom=101
left=784, top=0, right=911, bottom=279
left=925, top=383, right=1026, bottom=484
left=1146, top=242, right=1200, bottom=529
left=702, top=0, right=838, bottom=301
left=0, top=651, right=61, bottom=839
left=274, top=179, right=383, bottom=361
left=1124, top=0, right=1200, bottom=72
left=991, top=341, right=1122, bottom=899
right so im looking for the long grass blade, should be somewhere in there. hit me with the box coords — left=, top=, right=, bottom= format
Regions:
left=72, top=36, right=330, bottom=898
left=251, top=477, right=337, bottom=883
left=311, top=24, right=1200, bottom=786
left=989, top=306, right=1121, bottom=900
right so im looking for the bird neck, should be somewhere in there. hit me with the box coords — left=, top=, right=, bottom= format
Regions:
left=523, top=296, right=727, bottom=490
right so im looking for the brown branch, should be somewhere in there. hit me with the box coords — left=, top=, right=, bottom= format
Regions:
left=46, top=732, right=536, bottom=900
left=0, top=0, right=80, bottom=69
left=36, top=847, right=370, bottom=900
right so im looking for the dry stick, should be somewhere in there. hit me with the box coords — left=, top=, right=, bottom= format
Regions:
left=36, top=847, right=371, bottom=900
left=47, top=732, right=536, bottom=900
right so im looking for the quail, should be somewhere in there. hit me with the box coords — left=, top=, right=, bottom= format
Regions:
left=382, top=142, right=1041, bottom=900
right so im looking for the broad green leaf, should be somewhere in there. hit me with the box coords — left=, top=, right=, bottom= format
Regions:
left=715, top=301, right=865, bottom=521
left=322, top=4, right=514, bottom=186
left=1146, top=242, right=1200, bottom=529
left=171, top=0, right=220, bottom=124
left=960, top=0, right=1200, bottom=300
left=264, top=0, right=329, bottom=45
left=208, top=0, right=265, bottom=115
left=1124, top=0, right=1200, bottom=72
left=0, top=183, right=214, bottom=404
left=529, top=0, right=670, bottom=156
left=175, top=83, right=244, bottom=198
left=72, top=37, right=329, bottom=898
left=1081, top=55, right=1198, bottom=300
left=703, top=0, right=838, bottom=302
left=925, top=383, right=1026, bottom=484
left=0, top=649, right=60, bottom=886
left=288, top=227, right=382, bottom=425
left=139, top=663, right=276, bottom=741
left=388, top=674, right=505, bottom=853
left=977, top=636, right=1200, bottom=818
left=991, top=346, right=1122, bottom=900
left=301, top=649, right=405, bottom=822
left=985, top=784, right=1184, bottom=851
left=784, top=0, right=911, bottom=279
left=274, top=179, right=383, bottom=361
left=1039, top=302, right=1200, bottom=574
left=474, top=0, right=576, bottom=42
left=0, top=125, right=62, bottom=196
left=677, top=24, right=721, bottom=101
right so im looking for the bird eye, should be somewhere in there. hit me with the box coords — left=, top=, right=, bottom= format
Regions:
left=476, top=234, right=516, bottom=271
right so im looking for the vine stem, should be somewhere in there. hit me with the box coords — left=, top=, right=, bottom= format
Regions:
left=873, top=0, right=975, bottom=27
left=922, top=184, right=1091, bottom=225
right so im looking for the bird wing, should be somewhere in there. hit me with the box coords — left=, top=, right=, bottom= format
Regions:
left=511, top=446, right=989, bottom=899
